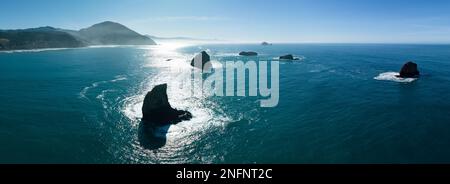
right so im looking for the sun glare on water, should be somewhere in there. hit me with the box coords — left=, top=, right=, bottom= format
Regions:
left=120, top=41, right=230, bottom=163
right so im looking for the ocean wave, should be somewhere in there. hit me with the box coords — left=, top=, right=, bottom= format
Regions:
left=96, top=89, right=118, bottom=109
left=374, top=72, right=417, bottom=83
left=79, top=75, right=127, bottom=99
left=111, top=75, right=128, bottom=82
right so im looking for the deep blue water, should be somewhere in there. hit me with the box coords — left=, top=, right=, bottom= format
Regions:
left=1, top=44, right=450, bottom=163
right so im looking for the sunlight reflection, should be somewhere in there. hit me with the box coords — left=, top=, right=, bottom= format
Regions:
left=120, top=41, right=230, bottom=163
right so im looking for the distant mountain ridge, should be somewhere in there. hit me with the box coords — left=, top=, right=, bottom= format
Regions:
left=0, top=27, right=85, bottom=50
left=77, top=21, right=156, bottom=45
left=0, top=21, right=156, bottom=50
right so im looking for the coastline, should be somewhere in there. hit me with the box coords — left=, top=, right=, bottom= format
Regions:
left=0, top=45, right=160, bottom=54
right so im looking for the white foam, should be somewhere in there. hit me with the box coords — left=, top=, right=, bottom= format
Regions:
left=374, top=72, right=417, bottom=83
left=0, top=45, right=159, bottom=54
left=111, top=75, right=127, bottom=82
left=0, top=47, right=74, bottom=53
left=79, top=75, right=127, bottom=99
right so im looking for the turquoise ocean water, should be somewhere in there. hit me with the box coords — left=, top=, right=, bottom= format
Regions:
left=1, top=44, right=450, bottom=163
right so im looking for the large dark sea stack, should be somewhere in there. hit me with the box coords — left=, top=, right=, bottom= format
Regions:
left=239, top=51, right=258, bottom=56
left=142, top=84, right=192, bottom=126
left=399, top=61, right=420, bottom=78
left=190, top=51, right=212, bottom=70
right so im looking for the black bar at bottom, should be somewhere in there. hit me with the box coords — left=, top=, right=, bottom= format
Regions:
left=1, top=164, right=449, bottom=181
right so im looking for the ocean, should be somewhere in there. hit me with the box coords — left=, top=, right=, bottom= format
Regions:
left=1, top=43, right=450, bottom=163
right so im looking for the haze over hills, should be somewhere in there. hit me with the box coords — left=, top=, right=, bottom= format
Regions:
left=146, top=35, right=219, bottom=42
left=0, top=21, right=156, bottom=50
left=0, top=27, right=84, bottom=50
left=77, top=21, right=156, bottom=45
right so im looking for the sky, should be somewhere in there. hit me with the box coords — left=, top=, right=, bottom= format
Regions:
left=1, top=0, right=450, bottom=43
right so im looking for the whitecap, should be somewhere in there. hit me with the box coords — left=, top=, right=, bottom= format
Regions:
left=111, top=75, right=128, bottom=82
left=79, top=75, right=127, bottom=99
left=374, top=72, right=417, bottom=83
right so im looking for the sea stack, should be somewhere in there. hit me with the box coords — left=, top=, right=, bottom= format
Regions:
left=142, top=84, right=192, bottom=126
left=190, top=51, right=212, bottom=70
left=279, top=54, right=295, bottom=60
left=398, top=61, right=420, bottom=78
left=239, top=51, right=258, bottom=56
left=261, top=42, right=271, bottom=46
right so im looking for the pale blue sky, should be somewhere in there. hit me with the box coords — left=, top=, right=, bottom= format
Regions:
left=1, top=0, right=450, bottom=43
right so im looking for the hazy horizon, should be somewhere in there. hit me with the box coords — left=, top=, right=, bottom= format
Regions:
left=2, top=0, right=450, bottom=43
